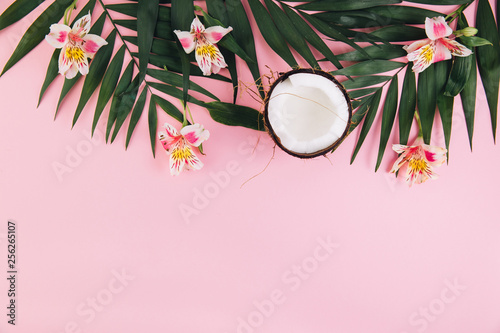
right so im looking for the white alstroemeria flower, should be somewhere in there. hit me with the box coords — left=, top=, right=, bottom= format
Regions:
left=45, top=13, right=108, bottom=79
left=174, top=16, right=233, bottom=76
left=404, top=16, right=472, bottom=73
left=159, top=123, right=210, bottom=176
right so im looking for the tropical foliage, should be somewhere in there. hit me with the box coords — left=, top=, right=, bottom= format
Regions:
left=0, top=0, right=499, bottom=170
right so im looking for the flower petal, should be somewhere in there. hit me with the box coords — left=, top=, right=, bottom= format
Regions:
left=180, top=123, right=210, bottom=147
left=439, top=38, right=472, bottom=57
left=409, top=43, right=434, bottom=73
left=82, top=34, right=108, bottom=58
left=195, top=41, right=227, bottom=76
left=425, top=17, right=452, bottom=40
left=58, top=45, right=72, bottom=75
left=422, top=144, right=447, bottom=167
left=190, top=16, right=205, bottom=34
left=174, top=30, right=196, bottom=54
left=169, top=142, right=187, bottom=176
left=45, top=24, right=71, bottom=48
left=433, top=40, right=452, bottom=63
left=195, top=42, right=214, bottom=75
left=159, top=123, right=181, bottom=151
left=204, top=25, right=233, bottom=44
left=64, top=63, right=79, bottom=79
left=392, top=144, right=409, bottom=154
left=185, top=148, right=204, bottom=171
left=404, top=39, right=430, bottom=55
left=72, top=12, right=91, bottom=36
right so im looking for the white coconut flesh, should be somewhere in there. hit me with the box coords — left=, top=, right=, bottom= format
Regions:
left=267, top=73, right=350, bottom=155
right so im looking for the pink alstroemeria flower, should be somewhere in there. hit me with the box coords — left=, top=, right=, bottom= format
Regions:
left=159, top=123, right=210, bottom=176
left=45, top=13, right=107, bottom=79
left=174, top=17, right=233, bottom=76
left=404, top=16, right=472, bottom=73
left=390, top=136, right=447, bottom=187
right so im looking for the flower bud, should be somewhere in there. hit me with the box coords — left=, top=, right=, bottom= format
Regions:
left=456, top=27, right=478, bottom=37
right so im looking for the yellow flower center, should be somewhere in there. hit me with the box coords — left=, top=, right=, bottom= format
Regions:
left=65, top=46, right=85, bottom=62
left=421, top=44, right=434, bottom=64
left=172, top=146, right=193, bottom=161
left=408, top=158, right=428, bottom=173
left=196, top=43, right=218, bottom=61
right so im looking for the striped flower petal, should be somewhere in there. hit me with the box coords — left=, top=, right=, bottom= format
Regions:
left=82, top=34, right=108, bottom=58
left=45, top=24, right=71, bottom=48
left=425, top=16, right=452, bottom=40
left=174, top=30, right=196, bottom=54
left=180, top=123, right=210, bottom=147
left=204, top=25, right=233, bottom=44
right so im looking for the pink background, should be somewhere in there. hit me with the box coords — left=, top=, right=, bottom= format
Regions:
left=1, top=1, right=499, bottom=332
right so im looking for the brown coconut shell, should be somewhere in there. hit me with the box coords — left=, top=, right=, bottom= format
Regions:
left=263, top=68, right=353, bottom=159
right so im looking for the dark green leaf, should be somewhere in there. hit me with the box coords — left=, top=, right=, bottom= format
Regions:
left=459, top=36, right=493, bottom=47
left=105, top=60, right=134, bottom=141
left=110, top=75, right=141, bottom=143
left=93, top=45, right=126, bottom=134
left=0, top=0, right=45, bottom=31
left=456, top=13, right=476, bottom=150
left=336, top=44, right=406, bottom=62
left=226, top=0, right=263, bottom=99
left=204, top=102, right=265, bottom=131
left=148, top=82, right=205, bottom=106
left=248, top=0, right=297, bottom=68
left=153, top=95, right=184, bottom=123
left=332, top=60, right=405, bottom=76
left=369, top=26, right=426, bottom=42
left=144, top=53, right=231, bottom=81
left=137, top=0, right=159, bottom=82
left=106, top=3, right=138, bottom=17
left=200, top=11, right=254, bottom=63
left=1, top=0, right=74, bottom=76
left=171, top=0, right=193, bottom=30
left=460, top=53, right=477, bottom=151
left=444, top=55, right=473, bottom=97
left=435, top=61, right=453, bottom=157
left=417, top=63, right=436, bottom=144
left=264, top=0, right=319, bottom=68
left=125, top=87, right=148, bottom=148
left=206, top=0, right=229, bottom=25
left=376, top=76, right=398, bottom=171
left=342, top=75, right=391, bottom=90
left=398, top=65, right=416, bottom=145
left=38, top=51, right=59, bottom=107
left=299, top=12, right=371, bottom=59
left=351, top=88, right=383, bottom=163
left=147, top=69, right=220, bottom=101
left=171, top=0, right=193, bottom=107
left=282, top=4, right=343, bottom=69
left=148, top=97, right=158, bottom=157
left=73, top=30, right=116, bottom=127
left=366, top=5, right=442, bottom=25
left=476, top=0, right=500, bottom=141
left=349, top=87, right=379, bottom=99
left=406, top=0, right=472, bottom=4
left=296, top=0, right=402, bottom=11
left=312, top=11, right=390, bottom=29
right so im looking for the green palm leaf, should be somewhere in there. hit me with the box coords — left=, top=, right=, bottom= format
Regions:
left=476, top=0, right=500, bottom=142
left=1, top=0, right=74, bottom=76
left=376, top=76, right=399, bottom=171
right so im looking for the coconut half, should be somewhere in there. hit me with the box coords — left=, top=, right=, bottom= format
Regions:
left=264, top=69, right=352, bottom=159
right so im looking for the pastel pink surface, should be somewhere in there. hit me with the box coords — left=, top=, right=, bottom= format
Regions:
left=0, top=1, right=499, bottom=333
